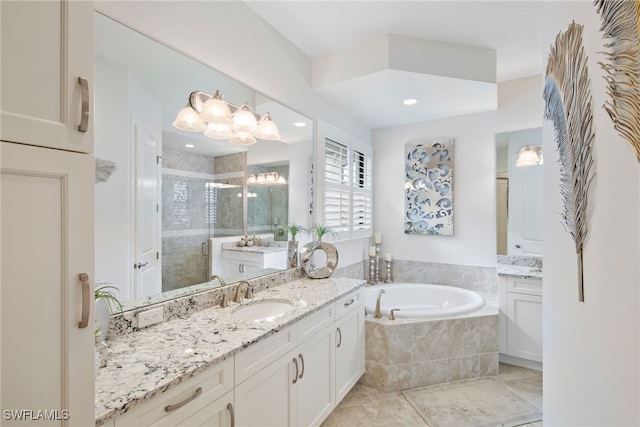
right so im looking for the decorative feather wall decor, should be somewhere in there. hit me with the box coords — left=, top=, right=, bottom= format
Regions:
left=543, top=22, right=596, bottom=302
left=594, top=0, right=640, bottom=162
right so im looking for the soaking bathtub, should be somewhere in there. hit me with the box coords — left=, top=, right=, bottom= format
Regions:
left=362, top=283, right=497, bottom=391
left=364, top=283, right=485, bottom=318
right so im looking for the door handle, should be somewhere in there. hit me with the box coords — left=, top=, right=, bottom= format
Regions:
left=292, top=357, right=299, bottom=384
left=298, top=353, right=304, bottom=379
left=515, top=244, right=522, bottom=249
left=78, top=77, right=89, bottom=133
left=135, top=262, right=149, bottom=269
left=78, top=273, right=90, bottom=328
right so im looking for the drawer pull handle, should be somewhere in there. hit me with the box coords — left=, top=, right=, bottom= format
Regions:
left=298, top=353, right=305, bottom=379
left=336, top=327, right=342, bottom=348
left=78, top=77, right=89, bottom=133
left=227, top=403, right=235, bottom=427
left=292, top=358, right=299, bottom=384
left=78, top=273, right=90, bottom=328
left=164, top=387, right=202, bottom=412
left=343, top=298, right=355, bottom=307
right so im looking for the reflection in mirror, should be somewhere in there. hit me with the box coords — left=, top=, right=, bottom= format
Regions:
left=496, top=128, right=543, bottom=256
left=94, top=12, right=313, bottom=310
left=247, top=161, right=289, bottom=240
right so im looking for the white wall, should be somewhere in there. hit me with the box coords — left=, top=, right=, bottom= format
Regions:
left=94, top=57, right=131, bottom=297
left=542, top=2, right=640, bottom=425
left=372, top=75, right=543, bottom=267
left=94, top=56, right=162, bottom=301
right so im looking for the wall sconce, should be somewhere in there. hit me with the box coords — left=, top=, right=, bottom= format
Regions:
left=173, top=90, right=281, bottom=145
left=247, top=172, right=287, bottom=185
left=516, top=145, right=543, bottom=167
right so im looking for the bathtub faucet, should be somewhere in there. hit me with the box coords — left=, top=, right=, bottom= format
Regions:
left=373, top=289, right=386, bottom=319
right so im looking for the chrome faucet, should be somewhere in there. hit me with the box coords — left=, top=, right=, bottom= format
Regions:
left=373, top=289, right=385, bottom=319
left=210, top=275, right=229, bottom=307
left=233, top=281, right=254, bottom=303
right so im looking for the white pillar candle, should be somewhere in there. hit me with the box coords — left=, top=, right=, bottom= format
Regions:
left=385, top=252, right=392, bottom=262
left=369, top=246, right=376, bottom=257
left=374, top=232, right=382, bottom=244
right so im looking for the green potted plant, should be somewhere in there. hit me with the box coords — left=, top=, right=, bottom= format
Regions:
left=300, top=223, right=339, bottom=279
left=308, top=223, right=339, bottom=242
left=286, top=223, right=308, bottom=268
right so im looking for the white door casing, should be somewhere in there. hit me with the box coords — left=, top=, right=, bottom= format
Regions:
left=132, top=117, right=161, bottom=299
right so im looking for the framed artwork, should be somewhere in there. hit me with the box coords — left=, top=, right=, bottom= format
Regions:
left=404, top=138, right=454, bottom=235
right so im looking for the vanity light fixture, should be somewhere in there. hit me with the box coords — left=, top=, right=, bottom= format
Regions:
left=173, top=90, right=281, bottom=145
left=247, top=171, right=287, bottom=185
left=516, top=145, right=543, bottom=167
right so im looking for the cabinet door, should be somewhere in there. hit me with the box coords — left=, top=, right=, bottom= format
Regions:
left=295, top=326, right=334, bottom=427
left=335, top=306, right=365, bottom=403
left=1, top=142, right=95, bottom=426
left=1, top=0, right=93, bottom=153
left=506, top=293, right=543, bottom=362
left=234, top=355, right=295, bottom=427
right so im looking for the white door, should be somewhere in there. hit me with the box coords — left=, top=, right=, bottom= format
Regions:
left=133, top=118, right=161, bottom=299
left=0, top=0, right=93, bottom=153
left=1, top=141, right=95, bottom=426
left=508, top=139, right=543, bottom=256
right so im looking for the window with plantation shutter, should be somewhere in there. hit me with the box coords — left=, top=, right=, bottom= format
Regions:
left=324, top=138, right=350, bottom=234
left=320, top=127, right=373, bottom=240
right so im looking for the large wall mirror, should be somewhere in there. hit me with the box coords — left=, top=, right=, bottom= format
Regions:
left=495, top=128, right=543, bottom=257
left=94, top=12, right=314, bottom=311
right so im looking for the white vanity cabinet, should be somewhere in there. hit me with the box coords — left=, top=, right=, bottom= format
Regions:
left=335, top=290, right=366, bottom=403
left=499, top=275, right=543, bottom=367
left=1, top=0, right=94, bottom=153
left=223, top=248, right=287, bottom=276
left=113, top=358, right=235, bottom=427
left=106, top=287, right=365, bottom=427
left=235, top=287, right=364, bottom=427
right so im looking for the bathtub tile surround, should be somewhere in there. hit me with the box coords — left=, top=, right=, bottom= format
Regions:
left=390, top=259, right=498, bottom=307
left=362, top=313, right=499, bottom=391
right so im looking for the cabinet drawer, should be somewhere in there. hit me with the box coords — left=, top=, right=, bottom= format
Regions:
left=506, top=277, right=543, bottom=296
left=235, top=325, right=297, bottom=384
left=223, top=250, right=262, bottom=263
left=297, top=304, right=335, bottom=343
left=114, top=357, right=233, bottom=426
left=335, top=288, right=363, bottom=319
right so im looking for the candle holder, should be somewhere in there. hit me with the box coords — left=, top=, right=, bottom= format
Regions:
left=374, top=243, right=381, bottom=282
left=368, top=255, right=377, bottom=285
left=384, top=260, right=393, bottom=283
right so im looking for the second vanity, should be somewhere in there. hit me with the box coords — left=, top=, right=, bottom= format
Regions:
left=96, top=277, right=365, bottom=427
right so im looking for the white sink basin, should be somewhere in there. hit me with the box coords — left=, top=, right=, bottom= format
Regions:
left=232, top=299, right=294, bottom=323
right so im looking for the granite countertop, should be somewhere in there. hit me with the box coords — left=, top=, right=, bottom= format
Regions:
left=95, top=277, right=364, bottom=425
left=497, top=264, right=543, bottom=279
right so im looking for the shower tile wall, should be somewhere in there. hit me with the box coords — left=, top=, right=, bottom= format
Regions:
left=213, top=152, right=246, bottom=236
left=162, top=148, right=216, bottom=292
left=247, top=163, right=289, bottom=238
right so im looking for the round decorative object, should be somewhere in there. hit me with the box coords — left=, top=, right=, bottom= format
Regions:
left=300, top=241, right=339, bottom=279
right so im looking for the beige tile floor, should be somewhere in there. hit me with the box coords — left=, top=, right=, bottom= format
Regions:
left=322, top=363, right=542, bottom=427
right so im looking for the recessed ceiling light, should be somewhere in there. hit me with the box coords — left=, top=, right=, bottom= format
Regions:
left=403, top=98, right=418, bottom=106
left=185, top=144, right=195, bottom=148
left=293, top=122, right=306, bottom=127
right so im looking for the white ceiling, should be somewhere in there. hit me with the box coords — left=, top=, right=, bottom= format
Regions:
left=244, top=1, right=544, bottom=129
